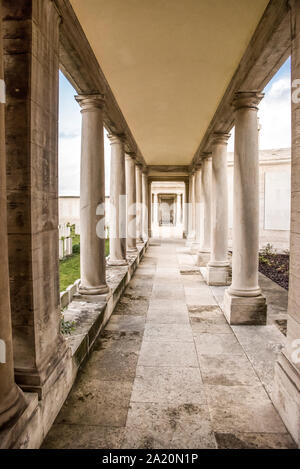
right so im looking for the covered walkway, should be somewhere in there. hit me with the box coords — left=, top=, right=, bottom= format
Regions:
left=43, top=241, right=295, bottom=449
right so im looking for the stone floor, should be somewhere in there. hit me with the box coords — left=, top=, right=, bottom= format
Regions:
left=42, top=240, right=296, bottom=449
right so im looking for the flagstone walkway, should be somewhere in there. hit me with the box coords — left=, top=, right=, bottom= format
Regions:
left=43, top=240, right=296, bottom=449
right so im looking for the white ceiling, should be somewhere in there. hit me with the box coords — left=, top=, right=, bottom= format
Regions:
left=71, top=0, right=269, bottom=165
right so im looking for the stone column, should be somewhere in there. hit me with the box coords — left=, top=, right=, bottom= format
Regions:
left=187, top=171, right=195, bottom=243
left=192, top=166, right=202, bottom=248
left=223, top=91, right=266, bottom=325
left=126, top=154, right=138, bottom=252
left=198, top=156, right=212, bottom=253
left=0, top=0, right=26, bottom=427
left=272, top=0, right=300, bottom=447
left=207, top=133, right=230, bottom=285
left=108, top=133, right=127, bottom=266
left=76, top=95, right=109, bottom=295
left=154, top=193, right=159, bottom=226
left=142, top=170, right=149, bottom=241
left=183, top=181, right=189, bottom=239
left=148, top=182, right=152, bottom=238
left=176, top=193, right=182, bottom=226
left=136, top=164, right=143, bottom=243
left=3, top=0, right=68, bottom=396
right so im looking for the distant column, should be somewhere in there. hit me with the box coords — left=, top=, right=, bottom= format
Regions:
left=108, top=133, right=127, bottom=265
left=207, top=133, right=230, bottom=285
left=154, top=193, right=159, bottom=226
left=126, top=154, right=138, bottom=252
left=183, top=180, right=189, bottom=239
left=142, top=170, right=149, bottom=241
left=76, top=94, right=109, bottom=295
left=136, top=164, right=143, bottom=243
left=187, top=171, right=195, bottom=242
left=193, top=165, right=202, bottom=248
left=223, top=91, right=266, bottom=325
left=198, top=156, right=212, bottom=253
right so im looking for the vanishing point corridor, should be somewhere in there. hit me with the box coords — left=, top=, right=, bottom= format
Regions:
left=43, top=241, right=295, bottom=449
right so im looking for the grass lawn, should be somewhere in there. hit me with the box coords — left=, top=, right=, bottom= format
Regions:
left=59, top=239, right=110, bottom=292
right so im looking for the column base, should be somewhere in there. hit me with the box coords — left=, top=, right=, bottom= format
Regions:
left=78, top=283, right=109, bottom=295
left=272, top=352, right=300, bottom=447
left=205, top=265, right=230, bottom=286
left=74, top=289, right=112, bottom=303
left=222, top=289, right=267, bottom=325
left=127, top=247, right=139, bottom=253
left=0, top=393, right=38, bottom=449
left=0, top=386, right=26, bottom=430
left=196, top=251, right=210, bottom=266
left=107, top=258, right=128, bottom=267
left=14, top=340, right=70, bottom=399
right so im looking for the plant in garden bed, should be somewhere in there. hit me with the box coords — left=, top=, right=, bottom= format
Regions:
left=258, top=243, right=289, bottom=290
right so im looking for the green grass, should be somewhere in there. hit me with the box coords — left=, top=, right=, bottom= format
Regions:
left=59, top=239, right=110, bottom=292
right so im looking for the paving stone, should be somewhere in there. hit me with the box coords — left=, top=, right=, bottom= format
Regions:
left=147, top=308, right=190, bottom=325
left=232, top=325, right=286, bottom=354
left=188, top=305, right=232, bottom=334
left=105, top=315, right=146, bottom=332
left=215, top=431, right=296, bottom=449
left=206, top=384, right=287, bottom=433
left=42, top=424, right=125, bottom=449
left=198, top=355, right=260, bottom=386
left=131, top=366, right=206, bottom=405
left=144, top=323, right=193, bottom=342
left=113, top=295, right=149, bottom=316
left=56, top=378, right=133, bottom=427
left=122, top=402, right=217, bottom=449
left=195, top=333, right=245, bottom=355
left=138, top=341, right=198, bottom=367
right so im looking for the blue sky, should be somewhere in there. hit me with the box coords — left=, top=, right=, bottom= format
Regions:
left=59, top=57, right=291, bottom=195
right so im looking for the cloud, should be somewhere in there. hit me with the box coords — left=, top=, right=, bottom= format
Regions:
left=59, top=130, right=80, bottom=139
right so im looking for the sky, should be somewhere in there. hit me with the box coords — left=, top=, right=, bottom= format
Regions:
left=59, top=57, right=291, bottom=195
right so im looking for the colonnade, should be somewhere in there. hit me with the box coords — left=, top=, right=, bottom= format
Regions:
left=186, top=90, right=266, bottom=325
left=0, top=0, right=299, bottom=448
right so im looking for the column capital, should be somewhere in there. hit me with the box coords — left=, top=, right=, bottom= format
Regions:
left=75, top=93, right=105, bottom=112
left=125, top=152, right=136, bottom=162
left=108, top=132, right=126, bottom=145
left=211, top=132, right=231, bottom=145
left=232, top=91, right=264, bottom=111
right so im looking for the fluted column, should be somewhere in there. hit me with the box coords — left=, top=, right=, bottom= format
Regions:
left=192, top=166, right=202, bottom=248
left=207, top=133, right=230, bottom=285
left=223, top=91, right=266, bottom=325
left=142, top=170, right=149, bottom=241
left=76, top=94, right=109, bottom=295
left=108, top=134, right=127, bottom=266
left=136, top=164, right=143, bottom=243
left=126, top=154, right=138, bottom=252
left=0, top=0, right=26, bottom=425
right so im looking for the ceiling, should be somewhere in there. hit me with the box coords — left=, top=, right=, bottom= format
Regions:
left=70, top=0, right=269, bottom=165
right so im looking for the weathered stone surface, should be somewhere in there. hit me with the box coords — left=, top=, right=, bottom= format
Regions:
left=206, top=384, right=287, bottom=433
left=215, top=431, right=296, bottom=449
left=123, top=402, right=217, bottom=449
left=42, top=424, right=125, bottom=449
left=41, top=240, right=295, bottom=449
